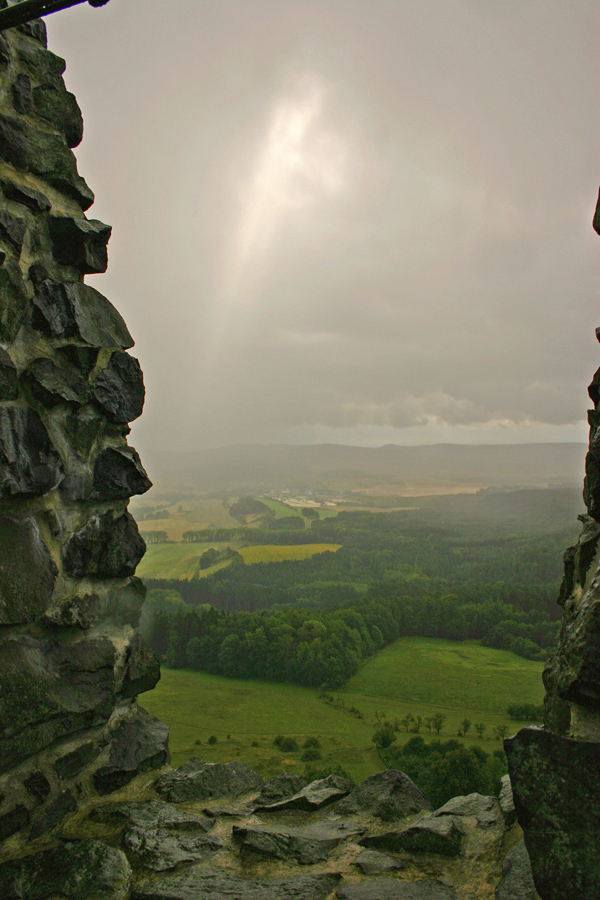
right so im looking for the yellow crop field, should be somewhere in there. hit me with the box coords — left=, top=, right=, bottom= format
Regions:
left=239, top=544, right=342, bottom=564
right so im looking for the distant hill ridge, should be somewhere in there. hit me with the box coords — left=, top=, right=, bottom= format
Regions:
left=144, top=442, right=587, bottom=494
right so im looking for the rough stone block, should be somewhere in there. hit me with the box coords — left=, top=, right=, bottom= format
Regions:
left=92, top=351, right=145, bottom=423
left=123, top=826, right=222, bottom=872
left=12, top=72, right=31, bottom=114
left=23, top=771, right=51, bottom=801
left=23, top=357, right=89, bottom=407
left=0, top=261, right=28, bottom=342
left=92, top=446, right=151, bottom=500
left=94, top=707, right=170, bottom=796
left=335, top=769, right=432, bottom=821
left=0, top=407, right=63, bottom=499
left=63, top=510, right=146, bottom=579
left=130, top=870, right=340, bottom=900
left=0, top=209, right=26, bottom=255
left=49, top=216, right=111, bottom=272
left=54, top=741, right=95, bottom=780
left=29, top=788, right=76, bottom=839
left=156, top=758, right=262, bottom=804
left=0, top=515, right=56, bottom=624
left=0, top=113, right=93, bottom=209
left=505, top=726, right=600, bottom=900
left=337, top=880, right=457, bottom=900
left=254, top=773, right=352, bottom=812
left=33, top=83, right=83, bottom=148
left=0, top=804, right=29, bottom=842
left=121, top=634, right=161, bottom=699
left=0, top=346, right=17, bottom=400
left=361, top=816, right=464, bottom=857
left=233, top=821, right=366, bottom=865
left=1, top=178, right=51, bottom=212
left=89, top=800, right=213, bottom=833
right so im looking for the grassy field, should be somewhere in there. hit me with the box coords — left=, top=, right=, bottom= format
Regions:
left=138, top=541, right=342, bottom=579
left=239, top=544, right=341, bottom=564
left=260, top=498, right=305, bottom=519
left=142, top=637, right=544, bottom=783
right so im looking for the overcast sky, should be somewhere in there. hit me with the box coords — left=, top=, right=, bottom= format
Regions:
left=46, top=0, right=600, bottom=452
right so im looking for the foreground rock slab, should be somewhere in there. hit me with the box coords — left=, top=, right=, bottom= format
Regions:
left=506, top=726, right=600, bottom=899
left=337, top=878, right=457, bottom=899
left=90, top=799, right=213, bottom=833
left=495, top=839, right=536, bottom=900
left=234, top=820, right=366, bottom=864
left=156, top=757, right=263, bottom=803
left=131, top=869, right=341, bottom=900
left=123, top=826, right=222, bottom=871
left=361, top=815, right=464, bottom=857
left=335, top=769, right=432, bottom=821
left=255, top=773, right=352, bottom=811
left=0, top=840, right=131, bottom=900
left=353, top=849, right=406, bottom=874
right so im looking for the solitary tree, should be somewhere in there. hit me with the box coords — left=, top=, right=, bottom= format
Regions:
left=432, top=713, right=446, bottom=735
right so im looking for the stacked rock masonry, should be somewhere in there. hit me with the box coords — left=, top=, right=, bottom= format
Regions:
left=505, top=192, right=600, bottom=900
left=0, top=9, right=169, bottom=860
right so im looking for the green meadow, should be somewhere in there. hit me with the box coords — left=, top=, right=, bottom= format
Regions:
left=142, top=637, right=544, bottom=783
left=238, top=543, right=341, bottom=564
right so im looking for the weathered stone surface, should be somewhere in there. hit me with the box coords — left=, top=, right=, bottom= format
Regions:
left=0, top=635, right=117, bottom=771
left=106, top=577, right=146, bottom=628
left=29, top=788, right=77, bottom=839
left=64, top=406, right=103, bottom=459
left=33, top=83, right=83, bottom=148
left=0, top=840, right=131, bottom=899
left=18, top=42, right=63, bottom=84
left=505, top=725, right=600, bottom=900
left=433, top=793, right=502, bottom=829
left=353, top=850, right=406, bottom=875
left=337, top=880, right=457, bottom=900
left=124, top=826, right=222, bottom=871
left=0, top=407, right=62, bottom=498
left=94, top=707, right=169, bottom=796
left=0, top=514, right=56, bottom=624
left=58, top=345, right=100, bottom=376
left=1, top=178, right=51, bottom=212
left=547, top=571, right=600, bottom=710
left=54, top=741, right=95, bottom=780
left=64, top=510, right=146, bottom=579
left=0, top=209, right=26, bottom=255
left=131, top=870, right=340, bottom=900
left=24, top=357, right=89, bottom=407
left=234, top=821, right=365, bottom=864
left=31, top=277, right=133, bottom=347
left=0, top=261, right=28, bottom=341
left=23, top=771, right=51, bottom=801
left=92, top=446, right=151, bottom=500
left=121, top=634, right=161, bottom=699
left=203, top=805, right=249, bottom=817
left=11, top=72, right=31, bottom=114
left=361, top=816, right=464, bottom=858
left=0, top=346, right=17, bottom=400
left=157, top=758, right=263, bottom=804
left=498, top=775, right=516, bottom=826
left=495, top=839, right=535, bottom=900
left=256, top=773, right=352, bottom=812
left=0, top=804, right=29, bottom=842
left=16, top=17, right=47, bottom=46
left=0, top=114, right=93, bottom=210
left=92, top=351, right=145, bottom=423
left=254, top=772, right=307, bottom=806
left=90, top=800, right=213, bottom=833
left=335, top=769, right=432, bottom=821
left=49, top=216, right=111, bottom=272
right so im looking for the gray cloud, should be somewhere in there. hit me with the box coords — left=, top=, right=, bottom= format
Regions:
left=47, top=0, right=600, bottom=451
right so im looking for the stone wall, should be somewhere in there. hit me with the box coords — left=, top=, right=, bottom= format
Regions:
left=506, top=201, right=600, bottom=898
left=0, top=11, right=169, bottom=859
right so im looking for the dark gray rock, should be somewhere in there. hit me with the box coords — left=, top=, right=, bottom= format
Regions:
left=255, top=772, right=307, bottom=806
left=23, top=771, right=51, bottom=801
left=0, top=113, right=93, bottom=210
left=29, top=788, right=76, bottom=839
left=17, top=43, right=64, bottom=85
left=64, top=407, right=103, bottom=459
left=203, top=805, right=249, bottom=817
left=0, top=209, right=26, bottom=255
left=16, top=17, right=47, bottom=45
left=106, top=577, right=147, bottom=628
left=353, top=849, right=406, bottom=875
left=49, top=216, right=111, bottom=273
left=256, top=773, right=352, bottom=812
left=361, top=816, right=464, bottom=857
left=0, top=804, right=29, bottom=842
left=337, top=880, right=456, bottom=900
left=12, top=72, right=31, bottom=114
left=157, top=757, right=263, bottom=804
left=121, top=634, right=161, bottom=699
left=123, top=826, right=222, bottom=871
left=31, top=278, right=133, bottom=347
left=0, top=514, right=57, bottom=624
left=0, top=840, right=131, bottom=899
left=92, top=446, right=151, bottom=500
left=0, top=406, right=63, bottom=498
left=505, top=725, right=600, bottom=900
left=90, top=800, right=213, bottom=833
left=54, top=741, right=95, bottom=780
left=0, top=634, right=117, bottom=771
left=234, top=820, right=366, bottom=865
left=498, top=775, right=516, bottom=826
left=63, top=510, right=146, bottom=579
left=335, top=769, right=432, bottom=821
left=0, top=260, right=29, bottom=342
left=94, top=707, right=169, bottom=796
left=131, top=870, right=340, bottom=900
left=495, top=840, right=535, bottom=900
left=1, top=178, right=51, bottom=212
left=92, top=351, right=145, bottom=423
left=33, top=83, right=83, bottom=148
left=57, top=346, right=100, bottom=377
left=43, top=591, right=101, bottom=629
left=24, top=357, right=89, bottom=407
left=0, top=346, right=17, bottom=400
left=433, top=793, right=502, bottom=829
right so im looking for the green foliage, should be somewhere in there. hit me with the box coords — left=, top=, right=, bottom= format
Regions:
left=372, top=724, right=397, bottom=749
left=208, top=735, right=217, bottom=745
left=303, top=737, right=321, bottom=749
left=141, top=530, right=169, bottom=544
left=229, top=497, right=270, bottom=521
left=303, top=762, right=353, bottom=784
left=301, top=747, right=322, bottom=761
left=302, top=507, right=320, bottom=519
left=507, top=703, right=544, bottom=721
left=274, top=735, right=299, bottom=752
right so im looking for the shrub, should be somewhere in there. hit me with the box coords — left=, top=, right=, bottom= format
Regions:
left=303, top=737, right=321, bottom=749
left=208, top=735, right=217, bottom=745
left=372, top=725, right=397, bottom=749
left=301, top=748, right=322, bottom=762
left=279, top=737, right=299, bottom=753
